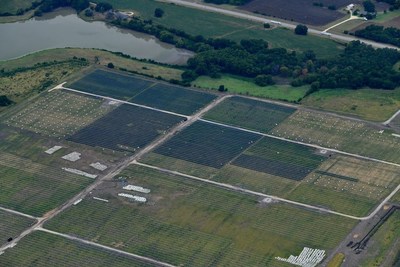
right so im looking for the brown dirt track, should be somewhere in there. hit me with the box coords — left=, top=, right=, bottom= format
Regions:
left=240, top=0, right=362, bottom=26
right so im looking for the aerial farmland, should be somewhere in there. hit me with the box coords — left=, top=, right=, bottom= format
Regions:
left=0, top=66, right=398, bottom=267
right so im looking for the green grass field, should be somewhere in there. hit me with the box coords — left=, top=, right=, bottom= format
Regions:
left=193, top=75, right=309, bottom=101
left=0, top=125, right=120, bottom=217
left=0, top=48, right=183, bottom=80
left=44, top=164, right=355, bottom=266
left=301, top=88, right=400, bottom=122
left=3, top=90, right=114, bottom=138
left=106, top=0, right=343, bottom=58
left=0, top=0, right=33, bottom=14
left=0, top=152, right=92, bottom=217
left=272, top=110, right=400, bottom=164
left=204, top=96, right=296, bottom=132
left=0, top=231, right=155, bottom=267
left=0, top=210, right=34, bottom=245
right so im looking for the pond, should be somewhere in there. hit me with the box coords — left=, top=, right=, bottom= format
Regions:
left=0, top=9, right=193, bottom=65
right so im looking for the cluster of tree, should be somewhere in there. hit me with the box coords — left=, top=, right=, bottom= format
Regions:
left=34, top=0, right=89, bottom=16
left=0, top=1, right=42, bottom=16
left=94, top=2, right=112, bottom=12
left=203, top=0, right=250, bottom=5
left=355, top=25, right=400, bottom=47
left=294, top=41, right=400, bottom=89
left=295, top=24, right=308, bottom=35
left=154, top=8, right=164, bottom=18
left=363, top=0, right=376, bottom=13
left=0, top=96, right=13, bottom=107
left=377, top=0, right=400, bottom=10
left=108, top=10, right=400, bottom=91
left=184, top=40, right=400, bottom=90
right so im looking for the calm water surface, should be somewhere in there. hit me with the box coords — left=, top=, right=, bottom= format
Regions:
left=0, top=9, right=193, bottom=64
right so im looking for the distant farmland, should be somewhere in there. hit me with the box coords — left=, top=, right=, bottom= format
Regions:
left=240, top=0, right=361, bottom=26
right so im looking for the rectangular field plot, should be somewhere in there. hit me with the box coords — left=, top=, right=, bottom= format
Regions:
left=232, top=137, right=326, bottom=181
left=0, top=210, right=35, bottom=246
left=44, top=165, right=356, bottom=267
left=154, top=121, right=261, bottom=168
left=2, top=90, right=113, bottom=138
left=68, top=104, right=183, bottom=152
left=204, top=96, right=296, bottom=133
left=131, top=83, right=217, bottom=115
left=0, top=231, right=154, bottom=267
left=0, top=152, right=92, bottom=217
left=68, top=69, right=154, bottom=100
left=286, top=155, right=400, bottom=216
left=272, top=110, right=400, bottom=164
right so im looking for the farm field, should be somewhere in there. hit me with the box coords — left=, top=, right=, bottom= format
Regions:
left=44, top=165, right=356, bottom=267
left=142, top=120, right=399, bottom=216
left=68, top=69, right=154, bottom=100
left=0, top=150, right=93, bottom=217
left=105, top=0, right=344, bottom=58
left=3, top=90, right=113, bottom=138
left=131, top=83, right=217, bottom=115
left=232, top=137, right=326, bottom=181
left=240, top=0, right=355, bottom=26
left=0, top=120, right=120, bottom=217
left=0, top=231, right=155, bottom=267
left=0, top=210, right=34, bottom=246
left=193, top=75, right=309, bottom=102
left=204, top=96, right=296, bottom=132
left=68, top=104, right=184, bottom=152
left=301, top=88, right=400, bottom=122
left=154, top=121, right=261, bottom=168
left=69, top=69, right=217, bottom=115
left=272, top=110, right=400, bottom=164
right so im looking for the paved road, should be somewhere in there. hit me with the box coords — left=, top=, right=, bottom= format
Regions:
left=38, top=228, right=177, bottom=267
left=159, top=0, right=399, bottom=50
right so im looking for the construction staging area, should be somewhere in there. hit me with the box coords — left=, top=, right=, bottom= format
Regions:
left=0, top=69, right=399, bottom=267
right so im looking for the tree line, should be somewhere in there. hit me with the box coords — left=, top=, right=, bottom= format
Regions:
left=355, top=25, right=400, bottom=47
left=183, top=40, right=400, bottom=90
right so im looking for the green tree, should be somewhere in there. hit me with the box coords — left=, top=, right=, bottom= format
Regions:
left=0, top=95, right=13, bottom=106
left=363, top=0, right=376, bottom=12
left=254, top=74, right=274, bottom=86
left=295, top=24, right=308, bottom=35
left=154, top=8, right=164, bottom=18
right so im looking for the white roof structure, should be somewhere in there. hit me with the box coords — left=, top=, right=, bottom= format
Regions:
left=118, top=193, right=147, bottom=203
left=123, top=185, right=150, bottom=193
left=45, top=145, right=63, bottom=154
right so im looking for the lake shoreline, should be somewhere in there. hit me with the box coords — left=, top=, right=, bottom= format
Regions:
left=0, top=8, right=192, bottom=65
